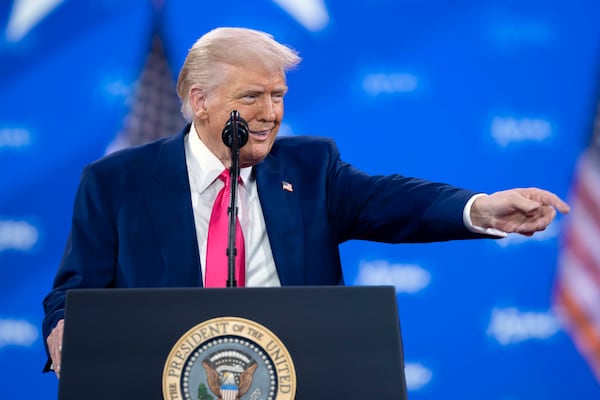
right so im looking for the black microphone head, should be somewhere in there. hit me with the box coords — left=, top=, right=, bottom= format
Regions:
left=222, top=111, right=249, bottom=148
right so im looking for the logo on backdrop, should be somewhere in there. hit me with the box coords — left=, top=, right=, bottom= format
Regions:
left=0, top=318, right=38, bottom=348
left=0, top=219, right=39, bottom=253
left=490, top=116, right=553, bottom=147
left=354, top=260, right=431, bottom=294
left=486, top=307, right=560, bottom=345
left=362, top=72, right=420, bottom=97
left=163, top=317, right=296, bottom=400
left=0, top=127, right=32, bottom=149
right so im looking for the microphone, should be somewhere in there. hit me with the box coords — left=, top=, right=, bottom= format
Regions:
left=221, top=110, right=247, bottom=288
left=222, top=110, right=249, bottom=148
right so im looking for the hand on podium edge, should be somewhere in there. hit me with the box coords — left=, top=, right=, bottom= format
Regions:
left=47, top=319, right=64, bottom=378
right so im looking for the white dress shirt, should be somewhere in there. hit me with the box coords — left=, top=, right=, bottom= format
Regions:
left=184, top=123, right=281, bottom=287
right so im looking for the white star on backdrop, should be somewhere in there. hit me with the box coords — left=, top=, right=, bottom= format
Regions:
left=5, top=0, right=64, bottom=42
left=4, top=0, right=330, bottom=42
left=271, top=0, right=329, bottom=32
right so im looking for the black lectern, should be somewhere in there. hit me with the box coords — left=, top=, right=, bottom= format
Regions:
left=59, top=286, right=407, bottom=399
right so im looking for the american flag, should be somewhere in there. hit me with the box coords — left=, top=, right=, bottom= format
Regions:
left=282, top=181, right=293, bottom=192
left=106, top=32, right=185, bottom=154
left=553, top=97, right=600, bottom=381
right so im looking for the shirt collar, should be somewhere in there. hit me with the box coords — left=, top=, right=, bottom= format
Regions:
left=188, top=122, right=253, bottom=193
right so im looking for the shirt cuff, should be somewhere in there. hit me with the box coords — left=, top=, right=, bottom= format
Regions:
left=463, top=194, right=508, bottom=238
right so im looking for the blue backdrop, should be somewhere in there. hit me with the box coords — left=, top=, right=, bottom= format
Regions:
left=1, top=0, right=599, bottom=398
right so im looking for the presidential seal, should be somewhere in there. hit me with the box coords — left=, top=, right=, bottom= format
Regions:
left=162, top=317, right=296, bottom=400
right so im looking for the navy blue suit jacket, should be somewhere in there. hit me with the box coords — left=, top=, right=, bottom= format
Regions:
left=43, top=126, right=482, bottom=354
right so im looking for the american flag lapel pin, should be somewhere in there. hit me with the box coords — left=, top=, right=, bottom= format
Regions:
left=282, top=181, right=293, bottom=192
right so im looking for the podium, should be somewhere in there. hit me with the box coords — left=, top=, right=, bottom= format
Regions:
left=58, top=286, right=408, bottom=399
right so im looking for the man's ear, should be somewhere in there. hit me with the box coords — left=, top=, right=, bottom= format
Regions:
left=189, top=87, right=208, bottom=120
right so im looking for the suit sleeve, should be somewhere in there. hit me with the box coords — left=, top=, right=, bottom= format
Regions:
left=323, top=142, right=482, bottom=244
left=41, top=164, right=118, bottom=368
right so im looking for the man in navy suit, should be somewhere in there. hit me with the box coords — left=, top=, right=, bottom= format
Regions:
left=42, top=27, right=569, bottom=376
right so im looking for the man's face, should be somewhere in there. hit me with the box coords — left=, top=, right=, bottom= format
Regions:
left=193, top=64, right=288, bottom=168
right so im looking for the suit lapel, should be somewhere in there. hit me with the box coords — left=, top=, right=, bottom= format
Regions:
left=144, top=127, right=202, bottom=286
left=256, top=155, right=305, bottom=285
left=141, top=129, right=304, bottom=287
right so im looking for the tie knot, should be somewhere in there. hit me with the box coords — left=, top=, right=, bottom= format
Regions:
left=218, top=169, right=231, bottom=186
left=218, top=169, right=243, bottom=187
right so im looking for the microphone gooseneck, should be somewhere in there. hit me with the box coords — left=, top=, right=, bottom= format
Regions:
left=221, top=110, right=246, bottom=288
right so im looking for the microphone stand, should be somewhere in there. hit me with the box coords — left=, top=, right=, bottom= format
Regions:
left=226, top=110, right=242, bottom=288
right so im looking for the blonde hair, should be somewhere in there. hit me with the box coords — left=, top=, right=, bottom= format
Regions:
left=176, top=27, right=302, bottom=121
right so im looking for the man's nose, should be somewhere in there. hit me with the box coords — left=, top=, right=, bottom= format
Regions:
left=258, top=97, right=276, bottom=121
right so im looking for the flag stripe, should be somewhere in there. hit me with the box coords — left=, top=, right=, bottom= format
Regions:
left=558, top=250, right=600, bottom=327
left=569, top=198, right=600, bottom=267
left=554, top=282, right=600, bottom=379
left=563, top=226, right=600, bottom=289
left=576, top=157, right=600, bottom=228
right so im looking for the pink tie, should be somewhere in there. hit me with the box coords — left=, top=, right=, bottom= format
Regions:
left=205, top=169, right=246, bottom=287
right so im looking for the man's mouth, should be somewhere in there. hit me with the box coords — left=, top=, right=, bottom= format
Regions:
left=249, top=129, right=271, bottom=139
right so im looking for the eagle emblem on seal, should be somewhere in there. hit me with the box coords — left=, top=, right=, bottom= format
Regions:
left=202, top=350, right=259, bottom=400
